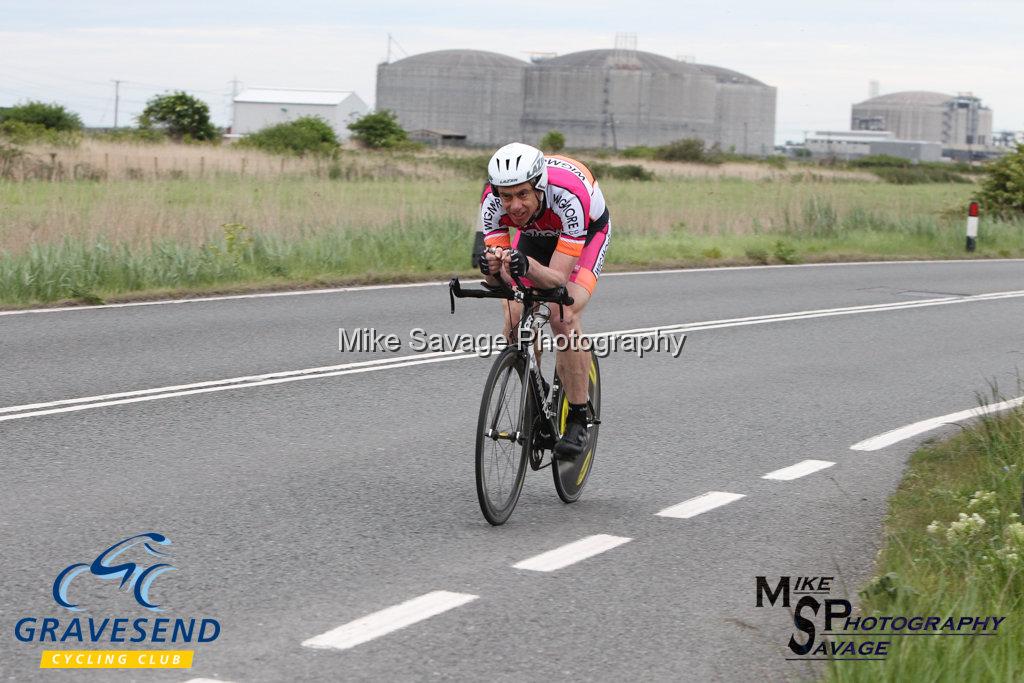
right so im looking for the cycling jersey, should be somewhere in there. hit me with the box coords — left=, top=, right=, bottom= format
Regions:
left=479, top=155, right=611, bottom=293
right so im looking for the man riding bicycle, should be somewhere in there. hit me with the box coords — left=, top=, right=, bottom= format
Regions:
left=477, top=142, right=611, bottom=461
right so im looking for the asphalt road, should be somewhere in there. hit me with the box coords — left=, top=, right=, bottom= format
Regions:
left=2, top=260, right=1023, bottom=681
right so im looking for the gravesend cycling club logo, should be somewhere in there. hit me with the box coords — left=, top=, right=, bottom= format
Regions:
left=755, top=574, right=1007, bottom=661
left=53, top=532, right=175, bottom=612
left=12, top=532, right=222, bottom=670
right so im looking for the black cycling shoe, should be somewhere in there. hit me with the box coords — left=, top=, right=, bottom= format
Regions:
left=553, top=420, right=589, bottom=461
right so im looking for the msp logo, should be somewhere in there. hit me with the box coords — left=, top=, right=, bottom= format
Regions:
left=12, top=532, right=221, bottom=671
left=755, top=574, right=1008, bottom=661
left=53, top=533, right=175, bottom=612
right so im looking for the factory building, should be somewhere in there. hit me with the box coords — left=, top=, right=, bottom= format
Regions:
left=851, top=91, right=993, bottom=146
left=376, top=50, right=528, bottom=147
left=696, top=64, right=777, bottom=156
left=232, top=89, right=368, bottom=139
left=376, top=48, right=775, bottom=154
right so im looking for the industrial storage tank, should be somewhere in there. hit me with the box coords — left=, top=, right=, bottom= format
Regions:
left=851, top=91, right=993, bottom=146
left=522, top=49, right=720, bottom=149
left=376, top=49, right=528, bottom=145
left=695, top=64, right=777, bottom=155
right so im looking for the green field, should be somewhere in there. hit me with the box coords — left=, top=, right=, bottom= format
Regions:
left=1, top=148, right=1021, bottom=307
left=825, top=398, right=1024, bottom=682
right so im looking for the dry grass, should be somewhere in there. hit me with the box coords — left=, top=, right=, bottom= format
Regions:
left=614, top=158, right=878, bottom=182
left=6, top=139, right=472, bottom=182
left=0, top=171, right=977, bottom=255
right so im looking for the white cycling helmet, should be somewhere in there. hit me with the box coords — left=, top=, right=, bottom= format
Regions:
left=487, top=142, right=548, bottom=194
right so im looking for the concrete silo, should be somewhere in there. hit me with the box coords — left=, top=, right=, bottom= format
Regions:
left=851, top=91, right=993, bottom=145
left=695, top=64, right=777, bottom=155
left=376, top=49, right=528, bottom=146
left=522, top=49, right=720, bottom=149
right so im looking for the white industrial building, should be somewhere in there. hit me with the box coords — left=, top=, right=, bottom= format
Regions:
left=231, top=88, right=369, bottom=139
left=804, top=130, right=942, bottom=162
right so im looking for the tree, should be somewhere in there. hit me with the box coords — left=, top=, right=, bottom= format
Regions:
left=540, top=130, right=565, bottom=152
left=347, top=110, right=408, bottom=148
left=0, top=101, right=82, bottom=131
left=138, top=92, right=217, bottom=141
left=978, top=144, right=1024, bottom=217
left=238, top=117, right=339, bottom=156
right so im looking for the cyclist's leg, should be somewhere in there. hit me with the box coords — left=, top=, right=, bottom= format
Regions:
left=549, top=282, right=591, bottom=404
left=550, top=220, right=608, bottom=404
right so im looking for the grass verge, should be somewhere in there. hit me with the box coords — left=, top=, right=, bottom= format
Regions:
left=2, top=216, right=1023, bottom=308
left=824, top=398, right=1024, bottom=682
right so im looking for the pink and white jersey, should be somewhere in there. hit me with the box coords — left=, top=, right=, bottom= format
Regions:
left=479, top=155, right=608, bottom=260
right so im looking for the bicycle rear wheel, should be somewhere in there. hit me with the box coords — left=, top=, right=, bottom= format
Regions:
left=476, top=347, right=532, bottom=525
left=552, top=351, right=601, bottom=503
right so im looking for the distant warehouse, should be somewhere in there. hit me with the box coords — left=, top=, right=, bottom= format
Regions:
left=851, top=91, right=992, bottom=146
left=376, top=49, right=776, bottom=154
left=232, top=88, right=369, bottom=139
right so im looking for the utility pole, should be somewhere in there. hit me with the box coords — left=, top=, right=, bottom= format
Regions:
left=112, top=79, right=122, bottom=128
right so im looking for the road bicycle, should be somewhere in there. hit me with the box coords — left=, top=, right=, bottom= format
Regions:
left=449, top=276, right=601, bottom=526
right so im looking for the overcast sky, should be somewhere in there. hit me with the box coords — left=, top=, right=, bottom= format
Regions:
left=1, top=0, right=1021, bottom=144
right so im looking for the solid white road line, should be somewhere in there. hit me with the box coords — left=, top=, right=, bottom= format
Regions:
left=0, top=353, right=477, bottom=423
left=656, top=492, right=746, bottom=519
left=850, top=396, right=1024, bottom=451
left=301, top=591, right=478, bottom=651
left=0, top=350, right=462, bottom=415
left=4, top=259, right=1022, bottom=317
left=512, top=535, right=632, bottom=572
left=762, top=459, right=836, bottom=481
left=4, top=289, right=1023, bottom=423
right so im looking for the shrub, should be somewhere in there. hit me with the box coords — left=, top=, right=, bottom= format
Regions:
left=0, top=120, right=82, bottom=146
left=237, top=117, right=339, bottom=156
left=539, top=130, right=565, bottom=152
left=91, top=127, right=167, bottom=144
left=773, top=240, right=800, bottom=264
left=653, top=138, right=722, bottom=164
left=621, top=146, right=656, bottom=159
left=586, top=161, right=654, bottom=181
left=0, top=101, right=82, bottom=131
left=871, top=166, right=969, bottom=184
left=138, top=92, right=217, bottom=142
left=745, top=247, right=770, bottom=264
left=978, top=144, right=1024, bottom=217
left=347, top=110, right=408, bottom=148
left=850, top=154, right=912, bottom=168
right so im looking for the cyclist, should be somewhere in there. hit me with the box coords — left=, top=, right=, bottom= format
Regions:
left=477, top=142, right=610, bottom=461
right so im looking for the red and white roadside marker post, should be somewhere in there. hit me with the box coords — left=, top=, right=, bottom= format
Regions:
left=966, top=201, right=979, bottom=252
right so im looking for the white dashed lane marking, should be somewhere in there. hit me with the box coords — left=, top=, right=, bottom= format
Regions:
left=762, top=459, right=835, bottom=481
left=512, top=534, right=633, bottom=572
left=301, top=591, right=478, bottom=651
left=655, top=492, right=746, bottom=519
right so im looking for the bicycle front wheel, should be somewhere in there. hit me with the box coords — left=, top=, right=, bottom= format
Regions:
left=476, top=347, right=532, bottom=525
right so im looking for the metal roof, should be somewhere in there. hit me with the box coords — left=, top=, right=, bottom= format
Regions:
left=234, top=89, right=356, bottom=105
left=386, top=49, right=528, bottom=69
left=855, top=91, right=953, bottom=107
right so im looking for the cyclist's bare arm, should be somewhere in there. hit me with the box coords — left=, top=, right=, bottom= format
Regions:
left=514, top=250, right=575, bottom=289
